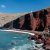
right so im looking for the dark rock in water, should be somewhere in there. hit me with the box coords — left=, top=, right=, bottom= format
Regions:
left=35, top=41, right=41, bottom=44
left=11, top=42, right=15, bottom=45
left=11, top=41, right=16, bottom=45
left=28, top=34, right=38, bottom=40
left=42, top=45, right=46, bottom=49
left=28, top=36, right=35, bottom=40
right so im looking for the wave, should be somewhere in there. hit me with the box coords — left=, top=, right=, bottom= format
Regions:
left=9, top=44, right=33, bottom=50
left=9, top=40, right=44, bottom=50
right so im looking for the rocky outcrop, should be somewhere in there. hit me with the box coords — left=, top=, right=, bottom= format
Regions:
left=2, top=8, right=50, bottom=31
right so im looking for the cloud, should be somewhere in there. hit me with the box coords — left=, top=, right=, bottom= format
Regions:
left=1, top=5, right=6, bottom=8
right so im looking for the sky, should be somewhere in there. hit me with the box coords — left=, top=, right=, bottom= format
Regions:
left=0, top=0, right=50, bottom=13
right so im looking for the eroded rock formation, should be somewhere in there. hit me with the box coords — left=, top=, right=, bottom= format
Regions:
left=2, top=8, right=50, bottom=31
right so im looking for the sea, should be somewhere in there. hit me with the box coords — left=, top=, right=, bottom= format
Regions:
left=0, top=31, right=45, bottom=50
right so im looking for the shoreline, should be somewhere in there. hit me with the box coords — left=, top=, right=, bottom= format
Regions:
left=0, top=29, right=35, bottom=36
left=0, top=29, right=49, bottom=36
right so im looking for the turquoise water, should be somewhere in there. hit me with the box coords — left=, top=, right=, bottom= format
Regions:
left=0, top=31, right=44, bottom=50
left=0, top=31, right=34, bottom=50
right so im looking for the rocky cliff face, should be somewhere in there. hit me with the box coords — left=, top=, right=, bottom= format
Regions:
left=2, top=8, right=50, bottom=31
